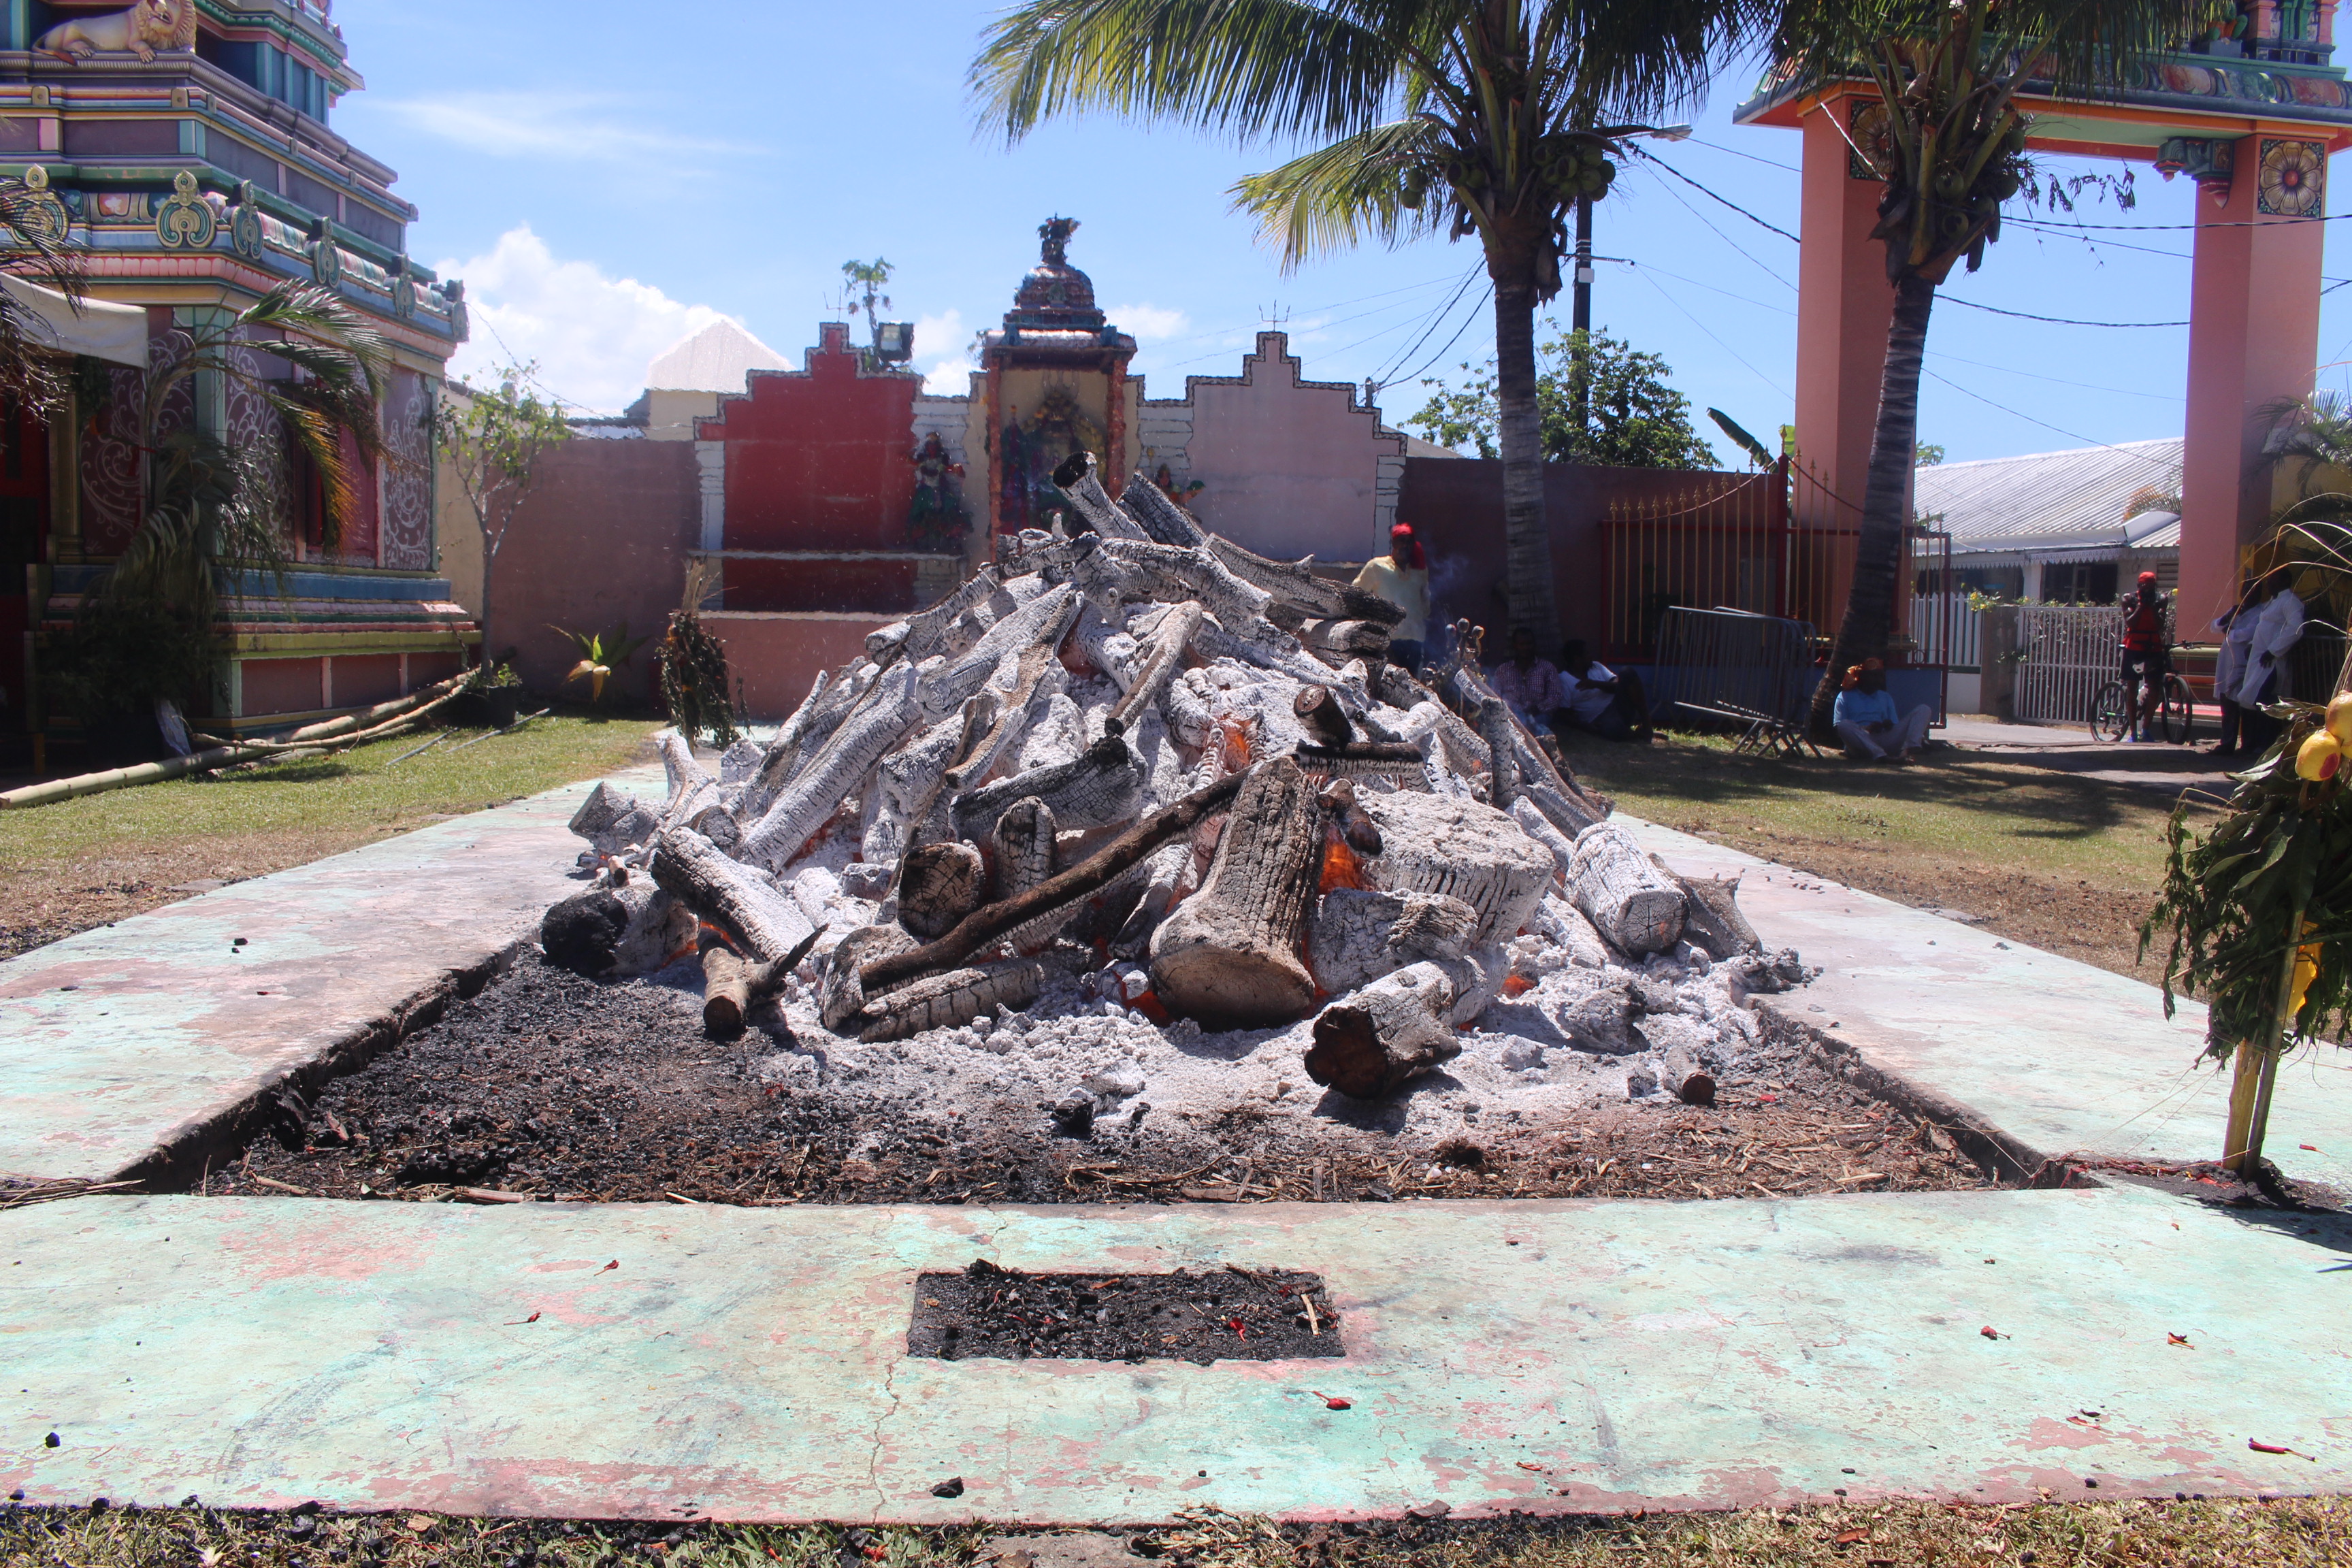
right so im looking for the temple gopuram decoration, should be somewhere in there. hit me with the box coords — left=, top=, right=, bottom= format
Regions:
left=0, top=0, right=472, bottom=764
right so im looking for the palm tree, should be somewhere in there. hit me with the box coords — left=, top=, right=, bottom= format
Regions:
left=971, top=0, right=1759, bottom=648
left=1780, top=0, right=2198, bottom=738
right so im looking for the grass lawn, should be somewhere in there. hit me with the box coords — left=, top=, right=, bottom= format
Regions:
left=1556, top=730, right=2211, bottom=985
left=0, top=711, right=662, bottom=960
left=3, top=1497, right=2345, bottom=1567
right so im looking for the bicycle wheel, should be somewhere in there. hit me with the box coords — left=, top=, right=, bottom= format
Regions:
left=2160, top=673, right=2196, bottom=746
left=2089, top=680, right=2131, bottom=742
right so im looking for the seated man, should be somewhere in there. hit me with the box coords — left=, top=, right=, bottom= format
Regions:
left=1832, top=659, right=1930, bottom=764
left=1557, top=640, right=1654, bottom=744
left=1488, top=627, right=1567, bottom=732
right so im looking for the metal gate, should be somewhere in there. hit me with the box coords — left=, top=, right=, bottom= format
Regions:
left=2014, top=605, right=2123, bottom=724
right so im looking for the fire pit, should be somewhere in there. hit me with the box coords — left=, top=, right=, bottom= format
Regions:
left=198, top=457, right=1998, bottom=1207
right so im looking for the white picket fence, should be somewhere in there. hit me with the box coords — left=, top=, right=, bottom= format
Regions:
left=1907, top=593, right=1984, bottom=670
left=2013, top=605, right=2125, bottom=725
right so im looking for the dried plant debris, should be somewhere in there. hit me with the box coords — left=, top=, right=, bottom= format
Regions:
left=906, top=1260, right=1342, bottom=1364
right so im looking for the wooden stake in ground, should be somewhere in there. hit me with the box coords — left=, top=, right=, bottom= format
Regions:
left=1149, top=754, right=1325, bottom=1027
left=1303, top=962, right=1463, bottom=1099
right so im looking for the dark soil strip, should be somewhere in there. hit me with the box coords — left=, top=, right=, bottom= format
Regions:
left=190, top=954, right=2006, bottom=1207
left=908, top=1260, right=1343, bottom=1365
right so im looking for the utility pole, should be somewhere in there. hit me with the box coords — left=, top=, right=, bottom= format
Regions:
left=1569, top=197, right=1594, bottom=440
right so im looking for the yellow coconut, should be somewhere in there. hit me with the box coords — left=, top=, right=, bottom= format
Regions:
left=2329, top=691, right=2352, bottom=745
left=2298, top=730, right=2345, bottom=782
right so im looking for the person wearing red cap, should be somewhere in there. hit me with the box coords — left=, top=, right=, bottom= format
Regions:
left=1354, top=521, right=1431, bottom=671
left=2117, top=568, right=2172, bottom=743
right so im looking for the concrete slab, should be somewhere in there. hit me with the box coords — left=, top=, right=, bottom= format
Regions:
left=0, top=768, right=661, bottom=1186
left=1936, top=717, right=2235, bottom=799
left=1629, top=821, right=2352, bottom=1188
left=4, top=1186, right=2347, bottom=1522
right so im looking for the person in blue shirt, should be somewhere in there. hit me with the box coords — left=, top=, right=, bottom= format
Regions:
left=1831, top=658, right=1930, bottom=764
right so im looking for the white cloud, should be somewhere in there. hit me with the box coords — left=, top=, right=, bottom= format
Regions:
left=913, top=308, right=978, bottom=397
left=1108, top=302, right=1191, bottom=340
left=376, top=91, right=756, bottom=165
left=438, top=227, right=736, bottom=414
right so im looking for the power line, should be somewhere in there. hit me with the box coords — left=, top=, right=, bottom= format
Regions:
left=1390, top=284, right=1494, bottom=388
left=1686, top=136, right=1801, bottom=174
left=2003, top=209, right=2352, bottom=231
left=1634, top=161, right=1800, bottom=291
left=1632, top=267, right=1792, bottom=399
left=1923, top=366, right=2179, bottom=455
left=1940, top=295, right=2187, bottom=327
left=1631, top=148, right=1803, bottom=243
left=1369, top=264, right=1484, bottom=387
left=1605, top=257, right=1794, bottom=317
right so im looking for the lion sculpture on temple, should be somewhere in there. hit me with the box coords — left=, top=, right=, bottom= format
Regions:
left=36, top=0, right=196, bottom=63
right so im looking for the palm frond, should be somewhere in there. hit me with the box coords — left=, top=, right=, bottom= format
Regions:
left=1232, top=118, right=1446, bottom=264
left=235, top=281, right=392, bottom=399
left=973, top=0, right=1411, bottom=146
left=1774, top=0, right=2204, bottom=101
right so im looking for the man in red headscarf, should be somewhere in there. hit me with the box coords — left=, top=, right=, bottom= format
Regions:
left=2117, top=568, right=2172, bottom=743
left=1832, top=658, right=1929, bottom=764
left=1353, top=521, right=1431, bottom=671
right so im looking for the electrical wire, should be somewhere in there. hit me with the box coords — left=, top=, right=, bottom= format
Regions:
left=1631, top=266, right=1792, bottom=399
left=1603, top=257, right=1793, bottom=316
left=1633, top=161, right=1800, bottom=292
left=1939, top=296, right=2187, bottom=327
left=1999, top=208, right=2352, bottom=231
left=1686, top=136, right=1801, bottom=174
left=1388, top=284, right=1494, bottom=388
left=1631, top=148, right=1804, bottom=243
left=1368, top=263, right=1485, bottom=387
left=1923, top=365, right=2172, bottom=454
left=1153, top=273, right=1468, bottom=371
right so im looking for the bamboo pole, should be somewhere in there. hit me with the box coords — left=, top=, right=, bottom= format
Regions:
left=0, top=673, right=470, bottom=811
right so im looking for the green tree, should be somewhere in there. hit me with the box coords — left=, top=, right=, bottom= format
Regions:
left=71, top=282, right=391, bottom=717
left=1408, top=326, right=1718, bottom=468
left=971, top=0, right=1761, bottom=647
left=433, top=365, right=571, bottom=662
left=1776, top=0, right=2198, bottom=738
left=1914, top=442, right=1944, bottom=466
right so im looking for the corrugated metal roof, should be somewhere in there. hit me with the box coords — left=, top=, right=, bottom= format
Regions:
left=1913, top=438, right=2182, bottom=555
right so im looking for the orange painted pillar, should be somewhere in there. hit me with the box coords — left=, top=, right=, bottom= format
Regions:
left=1793, top=95, right=1896, bottom=529
left=2180, top=133, right=2325, bottom=631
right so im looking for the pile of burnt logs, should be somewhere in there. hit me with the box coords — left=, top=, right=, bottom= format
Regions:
left=540, top=451, right=1761, bottom=1099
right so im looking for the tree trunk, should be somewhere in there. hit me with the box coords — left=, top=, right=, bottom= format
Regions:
left=1303, top=962, right=1463, bottom=1100
left=1492, top=268, right=1560, bottom=649
left=1307, top=889, right=1478, bottom=996
left=1149, top=754, right=1324, bottom=1027
left=1567, top=822, right=1686, bottom=955
left=1808, top=271, right=1935, bottom=740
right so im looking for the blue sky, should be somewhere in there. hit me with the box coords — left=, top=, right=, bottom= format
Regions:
left=333, top=0, right=2352, bottom=466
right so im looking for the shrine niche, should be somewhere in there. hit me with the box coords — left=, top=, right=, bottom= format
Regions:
left=973, top=216, right=1139, bottom=538
left=908, top=430, right=967, bottom=552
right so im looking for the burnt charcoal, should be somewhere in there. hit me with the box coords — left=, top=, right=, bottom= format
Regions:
left=396, top=1146, right=502, bottom=1187
left=908, top=1264, right=1342, bottom=1365
left=541, top=890, right=629, bottom=977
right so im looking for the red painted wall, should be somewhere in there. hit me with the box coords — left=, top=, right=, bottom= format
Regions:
left=490, top=439, right=702, bottom=702
left=703, top=322, right=925, bottom=555
left=706, top=612, right=892, bottom=720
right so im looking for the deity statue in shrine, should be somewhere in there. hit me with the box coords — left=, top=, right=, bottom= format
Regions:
left=1153, top=462, right=1203, bottom=509
left=1000, top=386, right=1104, bottom=534
left=908, top=431, right=967, bottom=552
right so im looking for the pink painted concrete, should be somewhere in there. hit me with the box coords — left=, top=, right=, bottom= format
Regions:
left=489, top=441, right=703, bottom=704
left=1791, top=97, right=1895, bottom=530
left=1186, top=332, right=1403, bottom=562
left=2180, top=135, right=2327, bottom=630
left=704, top=612, right=890, bottom=720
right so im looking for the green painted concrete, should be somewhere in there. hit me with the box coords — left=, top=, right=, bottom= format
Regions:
left=1629, top=821, right=2352, bottom=1188
left=4, top=1186, right=2347, bottom=1522
left=0, top=769, right=660, bottom=1185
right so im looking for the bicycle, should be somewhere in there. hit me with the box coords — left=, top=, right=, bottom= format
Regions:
left=2090, top=670, right=2195, bottom=744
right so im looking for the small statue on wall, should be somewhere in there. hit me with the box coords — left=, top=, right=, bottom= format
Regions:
left=37, top=0, right=197, bottom=62
left=909, top=431, right=968, bottom=553
left=1153, top=463, right=1203, bottom=509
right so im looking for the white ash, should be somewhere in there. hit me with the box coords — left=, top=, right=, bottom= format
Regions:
left=735, top=900, right=1813, bottom=1147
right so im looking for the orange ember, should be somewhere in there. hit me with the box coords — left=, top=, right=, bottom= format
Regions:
left=1218, top=718, right=1255, bottom=771
left=1320, top=822, right=1371, bottom=894
left=1502, top=974, right=1537, bottom=998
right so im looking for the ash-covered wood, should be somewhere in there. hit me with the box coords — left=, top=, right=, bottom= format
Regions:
left=951, top=730, right=1141, bottom=841
left=1652, top=857, right=1762, bottom=960
left=1149, top=755, right=1324, bottom=1028
left=1294, top=685, right=1356, bottom=749
left=1357, top=791, right=1554, bottom=946
left=1569, top=823, right=1687, bottom=956
left=1050, top=450, right=1152, bottom=540
left=1110, top=601, right=1202, bottom=728
left=568, top=783, right=659, bottom=858
left=1657, top=1043, right=1716, bottom=1106
left=739, top=662, right=924, bottom=871
left=651, top=826, right=813, bottom=963
left=1308, top=888, right=1477, bottom=994
left=1304, top=962, right=1464, bottom=1100
left=855, top=959, right=1045, bottom=1043
left=897, top=841, right=985, bottom=940
left=989, top=796, right=1056, bottom=902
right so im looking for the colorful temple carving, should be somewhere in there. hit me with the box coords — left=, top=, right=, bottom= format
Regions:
left=0, top=0, right=470, bottom=761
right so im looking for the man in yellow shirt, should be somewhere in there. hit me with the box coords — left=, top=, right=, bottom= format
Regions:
left=1353, top=523, right=1431, bottom=671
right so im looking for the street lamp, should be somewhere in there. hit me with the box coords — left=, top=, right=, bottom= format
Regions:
left=1570, top=122, right=1693, bottom=436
